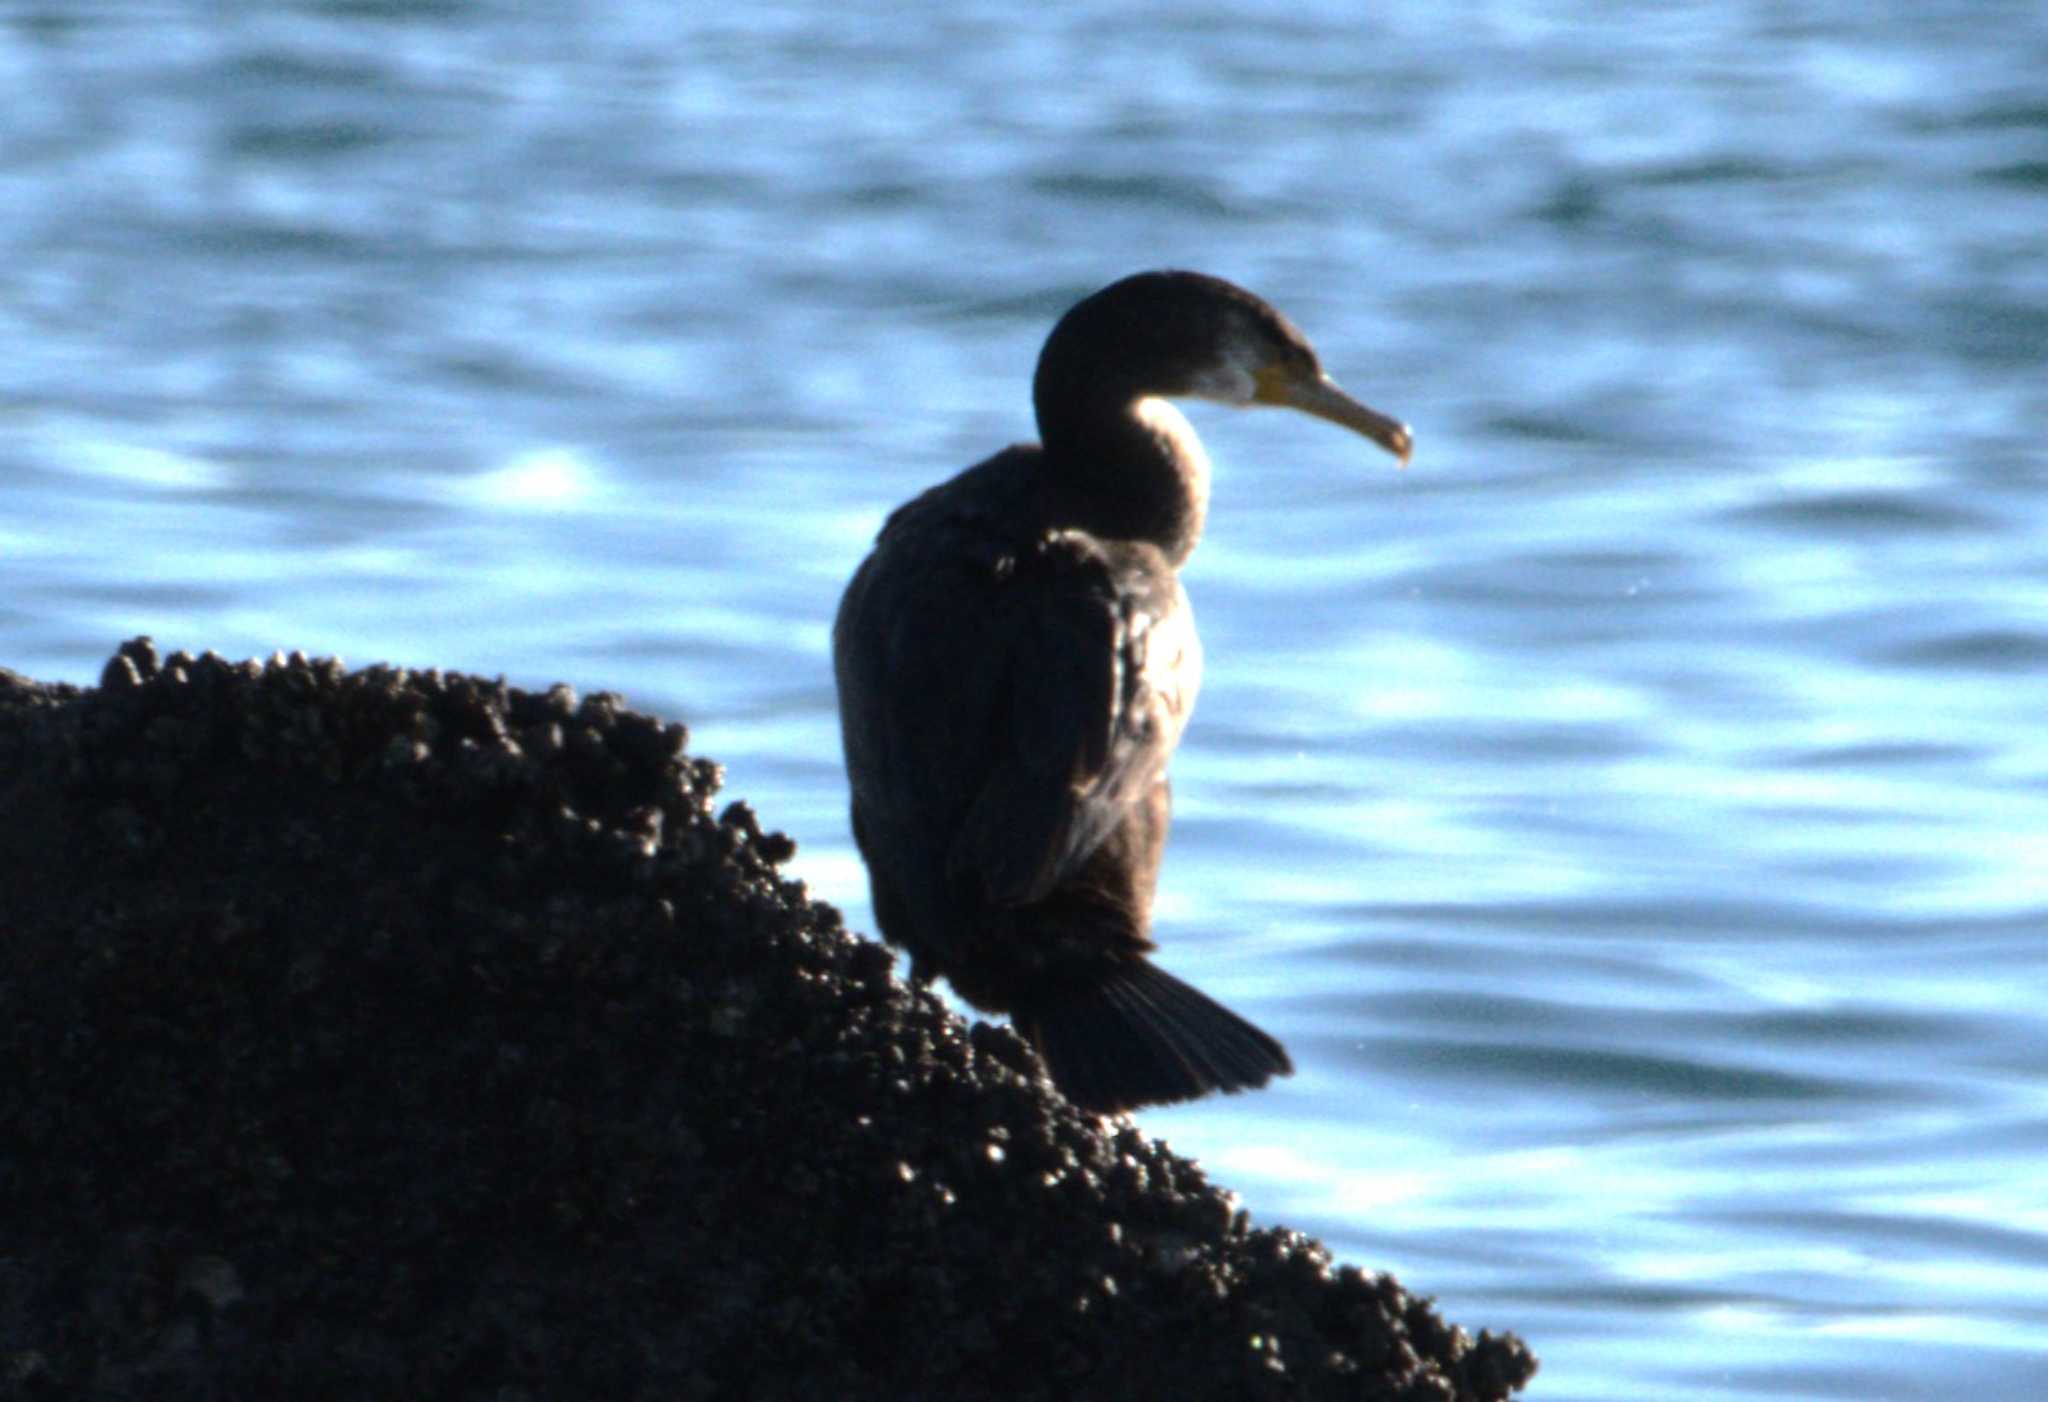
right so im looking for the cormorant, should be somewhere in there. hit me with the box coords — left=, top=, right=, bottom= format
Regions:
left=833, top=270, right=1411, bottom=1114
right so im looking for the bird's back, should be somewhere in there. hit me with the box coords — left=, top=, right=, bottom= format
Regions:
left=832, top=445, right=1199, bottom=991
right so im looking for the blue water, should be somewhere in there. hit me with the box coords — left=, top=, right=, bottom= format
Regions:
left=7, top=5, right=2048, bottom=1397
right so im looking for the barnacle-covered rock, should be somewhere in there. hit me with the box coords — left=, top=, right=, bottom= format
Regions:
left=0, top=639, right=1534, bottom=1401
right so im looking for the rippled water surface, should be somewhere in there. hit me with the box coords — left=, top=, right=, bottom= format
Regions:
left=7, top=4, right=2048, bottom=1397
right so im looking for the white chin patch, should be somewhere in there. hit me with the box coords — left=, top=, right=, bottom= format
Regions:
left=1133, top=397, right=1212, bottom=475
left=1134, top=395, right=1194, bottom=437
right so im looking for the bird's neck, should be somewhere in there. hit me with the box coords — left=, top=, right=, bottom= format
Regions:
left=1035, top=391, right=1211, bottom=567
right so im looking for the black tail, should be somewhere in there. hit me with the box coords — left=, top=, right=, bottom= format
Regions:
left=1011, top=960, right=1293, bottom=1114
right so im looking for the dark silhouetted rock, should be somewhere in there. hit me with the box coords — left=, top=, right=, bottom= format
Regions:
left=0, top=638, right=1535, bottom=1401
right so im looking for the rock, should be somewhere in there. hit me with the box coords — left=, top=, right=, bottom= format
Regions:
left=0, top=639, right=1535, bottom=1401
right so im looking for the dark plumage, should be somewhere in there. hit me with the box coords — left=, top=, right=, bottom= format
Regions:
left=834, top=270, right=1411, bottom=1114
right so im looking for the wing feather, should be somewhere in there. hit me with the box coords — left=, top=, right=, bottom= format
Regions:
left=955, top=531, right=1198, bottom=905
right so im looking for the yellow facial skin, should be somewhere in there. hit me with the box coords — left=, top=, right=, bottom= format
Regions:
left=1253, top=362, right=1413, bottom=465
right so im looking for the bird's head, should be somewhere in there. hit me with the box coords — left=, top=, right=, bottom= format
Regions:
left=1036, top=269, right=1412, bottom=465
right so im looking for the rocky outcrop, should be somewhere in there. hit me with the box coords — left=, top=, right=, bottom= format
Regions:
left=0, top=638, right=1535, bottom=1401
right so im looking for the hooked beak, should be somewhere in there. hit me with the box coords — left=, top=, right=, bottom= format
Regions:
left=1254, top=365, right=1413, bottom=466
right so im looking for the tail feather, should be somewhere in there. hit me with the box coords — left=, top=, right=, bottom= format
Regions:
left=1012, top=960, right=1292, bottom=1114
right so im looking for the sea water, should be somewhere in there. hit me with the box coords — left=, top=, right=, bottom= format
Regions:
left=6, top=5, right=2047, bottom=1397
